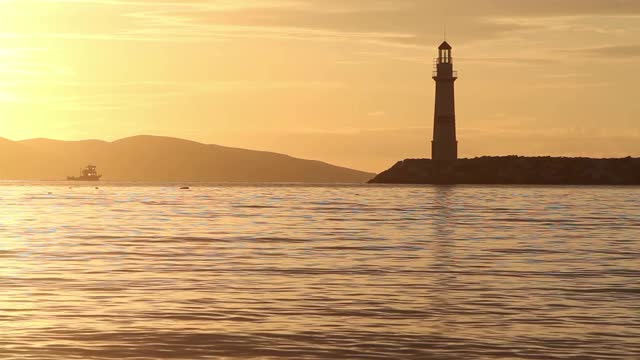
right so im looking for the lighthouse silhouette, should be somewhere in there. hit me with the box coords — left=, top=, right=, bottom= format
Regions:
left=431, top=41, right=458, bottom=161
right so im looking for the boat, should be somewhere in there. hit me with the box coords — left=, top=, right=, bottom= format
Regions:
left=67, top=165, right=102, bottom=181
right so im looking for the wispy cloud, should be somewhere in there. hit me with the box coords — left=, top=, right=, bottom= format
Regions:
left=0, top=79, right=345, bottom=110
left=3, top=0, right=638, bottom=51
left=565, top=44, right=640, bottom=58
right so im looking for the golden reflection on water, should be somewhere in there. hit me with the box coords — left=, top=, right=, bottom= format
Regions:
left=0, top=183, right=639, bottom=359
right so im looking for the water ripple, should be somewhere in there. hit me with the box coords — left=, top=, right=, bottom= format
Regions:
left=0, top=183, right=638, bottom=359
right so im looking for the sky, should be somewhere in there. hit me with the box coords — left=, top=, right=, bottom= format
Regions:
left=0, top=0, right=639, bottom=172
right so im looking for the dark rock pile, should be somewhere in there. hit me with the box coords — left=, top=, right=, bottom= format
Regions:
left=369, top=156, right=640, bottom=185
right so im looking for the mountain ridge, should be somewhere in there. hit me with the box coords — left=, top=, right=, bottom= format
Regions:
left=0, top=135, right=374, bottom=183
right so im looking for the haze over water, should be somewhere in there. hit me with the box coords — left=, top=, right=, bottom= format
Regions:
left=1, top=183, right=639, bottom=359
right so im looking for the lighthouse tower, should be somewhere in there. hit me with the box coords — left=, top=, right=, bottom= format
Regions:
left=431, top=41, right=458, bottom=161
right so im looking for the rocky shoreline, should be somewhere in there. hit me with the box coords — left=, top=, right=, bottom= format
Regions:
left=369, top=156, right=640, bottom=185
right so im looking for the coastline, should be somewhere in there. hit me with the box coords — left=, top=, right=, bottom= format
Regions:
left=369, top=156, right=640, bottom=185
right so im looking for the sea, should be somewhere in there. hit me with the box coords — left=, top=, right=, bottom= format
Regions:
left=0, top=182, right=638, bottom=359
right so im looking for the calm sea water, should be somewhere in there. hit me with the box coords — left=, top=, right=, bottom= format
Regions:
left=1, top=182, right=638, bottom=359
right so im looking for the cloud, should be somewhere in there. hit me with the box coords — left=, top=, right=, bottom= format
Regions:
left=0, top=79, right=346, bottom=110
left=566, top=44, right=640, bottom=58
left=1, top=0, right=637, bottom=49
left=459, top=57, right=555, bottom=66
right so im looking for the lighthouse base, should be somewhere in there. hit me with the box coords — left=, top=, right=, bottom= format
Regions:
left=432, top=141, right=458, bottom=161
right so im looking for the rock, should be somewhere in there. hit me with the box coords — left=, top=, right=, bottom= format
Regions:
left=369, top=157, right=640, bottom=185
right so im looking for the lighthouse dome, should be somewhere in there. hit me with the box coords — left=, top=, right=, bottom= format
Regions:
left=439, top=41, right=452, bottom=50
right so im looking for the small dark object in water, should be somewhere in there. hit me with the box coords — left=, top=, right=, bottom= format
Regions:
left=180, top=186, right=190, bottom=190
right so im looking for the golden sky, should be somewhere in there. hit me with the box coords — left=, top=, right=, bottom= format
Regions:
left=0, top=0, right=639, bottom=171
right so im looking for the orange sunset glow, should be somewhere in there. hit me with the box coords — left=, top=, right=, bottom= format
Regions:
left=0, top=0, right=638, bottom=172
left=2, top=2, right=640, bottom=360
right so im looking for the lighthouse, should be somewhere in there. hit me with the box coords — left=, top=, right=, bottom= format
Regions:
left=431, top=41, right=458, bottom=161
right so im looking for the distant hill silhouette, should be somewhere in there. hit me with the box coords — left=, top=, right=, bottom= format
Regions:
left=0, top=135, right=374, bottom=183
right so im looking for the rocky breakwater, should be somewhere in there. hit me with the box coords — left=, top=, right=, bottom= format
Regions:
left=369, top=156, right=640, bottom=185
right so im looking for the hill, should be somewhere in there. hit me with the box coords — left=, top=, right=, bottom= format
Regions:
left=369, top=156, right=640, bottom=185
left=0, top=135, right=374, bottom=183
